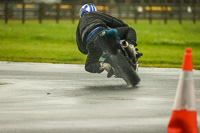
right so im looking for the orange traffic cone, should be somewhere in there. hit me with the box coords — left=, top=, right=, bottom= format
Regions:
left=167, top=48, right=199, bottom=133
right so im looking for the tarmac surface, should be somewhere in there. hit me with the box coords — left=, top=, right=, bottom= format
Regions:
left=0, top=61, right=199, bottom=133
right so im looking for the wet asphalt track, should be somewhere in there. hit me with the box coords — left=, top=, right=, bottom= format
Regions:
left=0, top=61, right=199, bottom=133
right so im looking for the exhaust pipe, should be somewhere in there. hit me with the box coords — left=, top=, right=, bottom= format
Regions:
left=121, top=41, right=137, bottom=64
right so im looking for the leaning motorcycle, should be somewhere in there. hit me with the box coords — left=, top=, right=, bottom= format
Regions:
left=95, top=29, right=141, bottom=86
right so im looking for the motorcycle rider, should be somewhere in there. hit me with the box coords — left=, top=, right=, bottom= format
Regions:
left=76, top=4, right=142, bottom=78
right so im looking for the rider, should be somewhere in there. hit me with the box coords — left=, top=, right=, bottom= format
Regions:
left=76, top=4, right=142, bottom=78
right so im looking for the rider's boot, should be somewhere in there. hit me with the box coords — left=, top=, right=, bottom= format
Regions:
left=107, top=68, right=114, bottom=78
left=100, top=62, right=114, bottom=78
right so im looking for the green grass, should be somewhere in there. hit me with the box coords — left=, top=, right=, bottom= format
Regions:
left=0, top=20, right=200, bottom=69
left=130, top=20, right=200, bottom=69
left=0, top=20, right=85, bottom=64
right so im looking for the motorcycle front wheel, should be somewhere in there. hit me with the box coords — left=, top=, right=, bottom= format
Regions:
left=109, top=49, right=141, bottom=86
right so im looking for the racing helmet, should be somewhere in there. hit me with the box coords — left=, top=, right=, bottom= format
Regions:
left=79, top=4, right=97, bottom=18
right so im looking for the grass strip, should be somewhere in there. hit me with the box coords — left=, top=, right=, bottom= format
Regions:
left=0, top=20, right=200, bottom=69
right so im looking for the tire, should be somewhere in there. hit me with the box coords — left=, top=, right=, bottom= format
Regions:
left=109, top=49, right=141, bottom=86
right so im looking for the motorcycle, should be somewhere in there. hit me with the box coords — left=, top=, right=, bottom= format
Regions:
left=96, top=29, right=141, bottom=87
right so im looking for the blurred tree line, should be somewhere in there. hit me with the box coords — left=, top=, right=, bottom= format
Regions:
left=0, top=0, right=199, bottom=24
